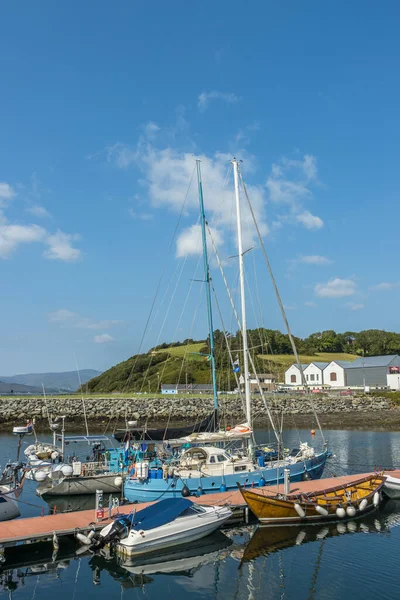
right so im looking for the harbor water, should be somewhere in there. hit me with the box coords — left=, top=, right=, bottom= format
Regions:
left=1, top=427, right=400, bottom=599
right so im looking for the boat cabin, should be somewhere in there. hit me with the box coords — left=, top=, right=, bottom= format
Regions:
left=178, top=446, right=255, bottom=476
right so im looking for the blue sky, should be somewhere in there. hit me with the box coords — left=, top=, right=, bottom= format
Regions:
left=1, top=1, right=400, bottom=375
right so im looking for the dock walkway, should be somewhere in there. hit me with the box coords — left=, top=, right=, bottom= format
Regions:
left=0, top=470, right=397, bottom=548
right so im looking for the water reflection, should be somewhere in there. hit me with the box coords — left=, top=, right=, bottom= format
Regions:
left=241, top=497, right=400, bottom=566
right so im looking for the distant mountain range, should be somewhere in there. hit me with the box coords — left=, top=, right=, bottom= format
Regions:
left=0, top=370, right=102, bottom=392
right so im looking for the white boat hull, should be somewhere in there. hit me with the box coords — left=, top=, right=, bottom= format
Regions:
left=0, top=486, right=20, bottom=521
left=36, top=473, right=124, bottom=496
left=383, top=475, right=400, bottom=499
left=117, top=506, right=232, bottom=556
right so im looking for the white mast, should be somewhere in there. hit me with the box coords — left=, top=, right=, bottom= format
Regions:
left=232, top=159, right=252, bottom=434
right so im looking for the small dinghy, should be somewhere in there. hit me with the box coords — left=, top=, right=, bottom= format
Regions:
left=87, top=498, right=232, bottom=556
left=238, top=474, right=385, bottom=525
left=383, top=475, right=400, bottom=498
left=12, top=421, right=33, bottom=435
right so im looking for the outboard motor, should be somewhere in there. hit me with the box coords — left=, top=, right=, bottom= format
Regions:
left=89, top=515, right=133, bottom=553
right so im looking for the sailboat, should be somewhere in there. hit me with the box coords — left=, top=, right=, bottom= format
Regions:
left=123, top=159, right=328, bottom=503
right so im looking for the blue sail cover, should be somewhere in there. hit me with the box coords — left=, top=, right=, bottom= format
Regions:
left=131, top=498, right=193, bottom=531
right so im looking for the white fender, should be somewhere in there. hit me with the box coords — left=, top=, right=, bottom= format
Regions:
left=346, top=505, right=356, bottom=517
left=51, top=451, right=59, bottom=460
left=60, top=465, right=73, bottom=477
left=76, top=532, right=92, bottom=545
left=336, top=507, right=346, bottom=519
left=315, top=505, right=328, bottom=516
left=295, top=530, right=306, bottom=545
left=294, top=503, right=306, bottom=518
left=373, top=492, right=380, bottom=507
left=114, top=476, right=123, bottom=487
left=359, top=498, right=368, bottom=511
left=34, top=470, right=48, bottom=482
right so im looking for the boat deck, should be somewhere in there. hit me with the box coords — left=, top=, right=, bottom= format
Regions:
left=0, top=470, right=398, bottom=548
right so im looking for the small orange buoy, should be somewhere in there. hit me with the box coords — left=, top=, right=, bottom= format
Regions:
left=311, top=429, right=316, bottom=436
left=226, top=426, right=231, bottom=431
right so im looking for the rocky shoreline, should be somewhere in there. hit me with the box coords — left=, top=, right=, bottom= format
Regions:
left=0, top=394, right=399, bottom=431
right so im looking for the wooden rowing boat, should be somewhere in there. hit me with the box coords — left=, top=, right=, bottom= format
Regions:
left=237, top=474, right=385, bottom=524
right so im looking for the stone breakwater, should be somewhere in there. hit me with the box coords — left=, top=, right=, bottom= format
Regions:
left=0, top=394, right=398, bottom=430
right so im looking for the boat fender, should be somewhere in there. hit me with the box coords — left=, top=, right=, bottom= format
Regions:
left=181, top=484, right=190, bottom=497
left=219, top=484, right=226, bottom=493
left=34, top=470, right=48, bottom=483
left=53, top=532, right=59, bottom=551
left=359, top=498, right=368, bottom=511
left=114, top=476, right=123, bottom=487
left=76, top=532, right=93, bottom=545
left=61, top=465, right=73, bottom=477
left=336, top=507, right=346, bottom=519
left=51, top=451, right=59, bottom=461
left=315, top=505, right=329, bottom=517
left=295, top=530, right=306, bottom=545
left=337, top=523, right=346, bottom=534
left=346, top=505, right=356, bottom=517
left=294, top=503, right=306, bottom=518
left=373, top=492, right=380, bottom=507
left=259, top=477, right=266, bottom=487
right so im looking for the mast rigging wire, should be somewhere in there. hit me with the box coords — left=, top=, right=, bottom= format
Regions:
left=238, top=167, right=326, bottom=446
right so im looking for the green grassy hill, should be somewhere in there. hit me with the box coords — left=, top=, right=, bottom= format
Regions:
left=84, top=340, right=358, bottom=394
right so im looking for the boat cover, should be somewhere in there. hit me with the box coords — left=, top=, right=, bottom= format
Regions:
left=56, top=435, right=111, bottom=444
left=114, top=411, right=217, bottom=443
left=128, top=498, right=193, bottom=531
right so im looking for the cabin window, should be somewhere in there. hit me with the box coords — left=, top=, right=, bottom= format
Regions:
left=330, top=372, right=337, bottom=382
left=290, top=374, right=296, bottom=383
left=217, top=455, right=227, bottom=462
left=210, top=456, right=216, bottom=463
left=310, top=374, right=315, bottom=381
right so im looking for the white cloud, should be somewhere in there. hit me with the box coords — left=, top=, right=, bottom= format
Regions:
left=305, top=301, right=317, bottom=308
left=0, top=223, right=46, bottom=258
left=94, top=333, right=114, bottom=344
left=142, top=121, right=160, bottom=140
left=283, top=304, right=297, bottom=311
left=266, top=155, right=324, bottom=230
left=26, top=205, right=51, bottom=218
left=0, top=183, right=16, bottom=203
left=44, top=230, right=81, bottom=262
left=346, top=302, right=364, bottom=311
left=296, top=211, right=324, bottom=229
left=370, top=282, right=400, bottom=291
left=49, top=309, right=76, bottom=322
left=129, top=209, right=153, bottom=221
left=176, top=224, right=224, bottom=258
left=48, top=308, right=120, bottom=330
left=299, top=255, right=332, bottom=265
left=109, top=143, right=268, bottom=253
left=198, top=91, right=239, bottom=111
left=314, top=278, right=357, bottom=298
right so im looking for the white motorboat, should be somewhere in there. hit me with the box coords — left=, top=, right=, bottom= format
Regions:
left=383, top=474, right=400, bottom=498
left=87, top=498, right=232, bottom=556
left=0, top=485, right=20, bottom=521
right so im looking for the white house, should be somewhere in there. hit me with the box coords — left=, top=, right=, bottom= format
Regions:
left=284, top=364, right=308, bottom=386
left=323, top=361, right=354, bottom=387
left=303, top=362, right=329, bottom=387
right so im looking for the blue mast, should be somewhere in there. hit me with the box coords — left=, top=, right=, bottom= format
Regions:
left=196, top=160, right=219, bottom=422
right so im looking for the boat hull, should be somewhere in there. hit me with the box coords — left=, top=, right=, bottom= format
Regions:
left=239, top=474, right=385, bottom=525
left=117, top=506, right=232, bottom=556
left=124, top=451, right=328, bottom=503
left=36, top=474, right=124, bottom=497
left=383, top=475, right=400, bottom=498
left=0, top=486, right=20, bottom=521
